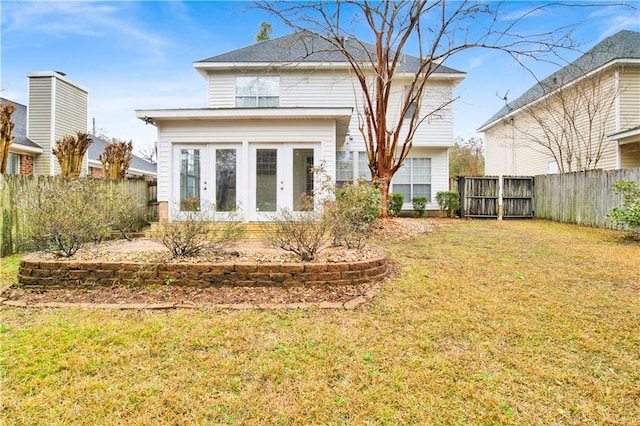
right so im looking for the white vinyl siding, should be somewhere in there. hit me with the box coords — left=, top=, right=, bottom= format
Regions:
left=155, top=118, right=335, bottom=206
left=208, top=69, right=458, bottom=152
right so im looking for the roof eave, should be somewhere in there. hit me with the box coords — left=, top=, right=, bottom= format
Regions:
left=135, top=107, right=354, bottom=123
left=478, top=58, right=640, bottom=132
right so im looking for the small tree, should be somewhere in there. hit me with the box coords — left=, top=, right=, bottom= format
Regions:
left=52, top=131, right=92, bottom=177
left=450, top=137, right=485, bottom=177
left=608, top=180, right=640, bottom=238
left=0, top=101, right=16, bottom=174
left=99, top=139, right=133, bottom=179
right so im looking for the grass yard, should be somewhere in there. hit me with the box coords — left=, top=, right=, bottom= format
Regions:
left=1, top=219, right=639, bottom=425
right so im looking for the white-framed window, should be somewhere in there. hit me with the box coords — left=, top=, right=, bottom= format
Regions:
left=7, top=153, right=20, bottom=175
left=391, top=158, right=431, bottom=202
left=179, top=149, right=201, bottom=211
left=336, top=151, right=353, bottom=188
left=235, top=76, right=279, bottom=107
left=404, top=85, right=418, bottom=119
left=357, top=152, right=372, bottom=182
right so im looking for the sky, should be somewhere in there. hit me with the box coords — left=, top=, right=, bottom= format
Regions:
left=1, top=1, right=638, bottom=155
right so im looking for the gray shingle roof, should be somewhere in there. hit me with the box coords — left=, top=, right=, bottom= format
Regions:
left=0, top=97, right=42, bottom=150
left=479, top=30, right=640, bottom=130
left=88, top=135, right=157, bottom=175
left=197, top=31, right=463, bottom=74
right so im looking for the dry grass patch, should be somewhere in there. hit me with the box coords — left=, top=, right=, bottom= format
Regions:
left=1, top=219, right=639, bottom=424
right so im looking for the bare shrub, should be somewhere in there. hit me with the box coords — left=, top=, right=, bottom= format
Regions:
left=263, top=196, right=331, bottom=261
left=153, top=202, right=245, bottom=258
left=21, top=178, right=112, bottom=257
left=104, top=186, right=146, bottom=241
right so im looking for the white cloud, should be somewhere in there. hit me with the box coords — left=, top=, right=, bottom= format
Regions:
left=2, top=2, right=171, bottom=52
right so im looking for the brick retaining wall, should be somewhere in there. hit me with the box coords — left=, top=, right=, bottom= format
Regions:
left=18, top=249, right=388, bottom=290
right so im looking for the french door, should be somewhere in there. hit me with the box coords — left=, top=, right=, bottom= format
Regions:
left=174, top=144, right=241, bottom=218
left=249, top=144, right=317, bottom=221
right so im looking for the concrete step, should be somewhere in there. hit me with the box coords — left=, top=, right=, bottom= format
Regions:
left=145, top=222, right=270, bottom=241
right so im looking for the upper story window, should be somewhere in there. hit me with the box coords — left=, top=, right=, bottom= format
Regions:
left=403, top=85, right=418, bottom=119
left=235, top=76, right=279, bottom=107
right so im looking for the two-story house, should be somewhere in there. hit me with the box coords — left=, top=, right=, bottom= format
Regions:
left=479, top=30, right=640, bottom=176
left=136, top=31, right=465, bottom=221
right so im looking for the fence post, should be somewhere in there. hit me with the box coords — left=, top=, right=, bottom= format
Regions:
left=498, top=175, right=504, bottom=220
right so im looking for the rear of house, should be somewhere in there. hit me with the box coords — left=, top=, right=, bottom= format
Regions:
left=137, top=32, right=465, bottom=221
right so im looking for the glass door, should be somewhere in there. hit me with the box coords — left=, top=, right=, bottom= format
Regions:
left=250, top=144, right=317, bottom=221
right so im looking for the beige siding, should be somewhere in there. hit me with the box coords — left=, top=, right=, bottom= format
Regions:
left=484, top=67, right=630, bottom=175
left=28, top=77, right=53, bottom=176
left=53, top=78, right=89, bottom=175
left=619, top=65, right=640, bottom=132
left=620, top=141, right=640, bottom=168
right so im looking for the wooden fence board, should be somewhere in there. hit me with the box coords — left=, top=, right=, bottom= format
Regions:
left=533, top=168, right=640, bottom=228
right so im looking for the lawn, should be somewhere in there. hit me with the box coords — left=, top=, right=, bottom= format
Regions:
left=1, top=219, right=639, bottom=425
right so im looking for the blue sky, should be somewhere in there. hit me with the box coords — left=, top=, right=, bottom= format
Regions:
left=1, top=1, right=638, bottom=154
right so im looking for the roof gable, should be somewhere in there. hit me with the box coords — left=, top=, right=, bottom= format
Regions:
left=196, top=31, right=463, bottom=74
left=479, top=30, right=640, bottom=130
left=0, top=97, right=42, bottom=150
left=88, top=135, right=157, bottom=175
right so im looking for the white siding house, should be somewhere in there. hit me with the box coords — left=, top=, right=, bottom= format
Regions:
left=137, top=32, right=465, bottom=221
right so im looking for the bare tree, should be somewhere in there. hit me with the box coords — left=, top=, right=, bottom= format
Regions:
left=513, top=64, right=620, bottom=173
left=255, top=0, right=593, bottom=216
left=0, top=101, right=15, bottom=174
left=137, top=141, right=157, bottom=165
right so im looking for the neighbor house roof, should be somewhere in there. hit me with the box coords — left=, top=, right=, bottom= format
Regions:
left=0, top=97, right=43, bottom=153
left=195, top=31, right=464, bottom=75
left=478, top=30, right=640, bottom=131
left=88, top=135, right=157, bottom=176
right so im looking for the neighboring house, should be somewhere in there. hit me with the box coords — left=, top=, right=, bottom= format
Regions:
left=88, top=136, right=157, bottom=180
left=136, top=31, right=465, bottom=221
left=2, top=72, right=156, bottom=180
left=0, top=98, right=43, bottom=175
left=479, top=30, right=640, bottom=176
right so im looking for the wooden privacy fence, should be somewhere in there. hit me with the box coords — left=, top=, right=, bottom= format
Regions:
left=0, top=175, right=154, bottom=256
left=457, top=176, right=534, bottom=219
left=534, top=168, right=640, bottom=228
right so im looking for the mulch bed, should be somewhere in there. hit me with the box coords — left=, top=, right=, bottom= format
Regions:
left=2, top=218, right=433, bottom=307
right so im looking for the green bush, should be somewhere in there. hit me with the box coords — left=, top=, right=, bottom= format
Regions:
left=608, top=180, right=640, bottom=237
left=388, top=192, right=404, bottom=217
left=153, top=201, right=245, bottom=258
left=329, top=180, right=382, bottom=249
left=436, top=191, right=460, bottom=218
left=412, top=196, right=428, bottom=217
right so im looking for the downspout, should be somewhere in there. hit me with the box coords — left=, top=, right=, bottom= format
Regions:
left=614, top=68, right=621, bottom=169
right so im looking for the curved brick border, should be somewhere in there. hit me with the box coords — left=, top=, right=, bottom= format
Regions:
left=17, top=247, right=388, bottom=290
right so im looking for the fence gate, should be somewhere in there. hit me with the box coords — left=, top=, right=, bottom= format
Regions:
left=458, top=176, right=533, bottom=219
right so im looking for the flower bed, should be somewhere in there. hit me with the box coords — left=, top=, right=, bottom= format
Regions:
left=17, top=248, right=388, bottom=290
